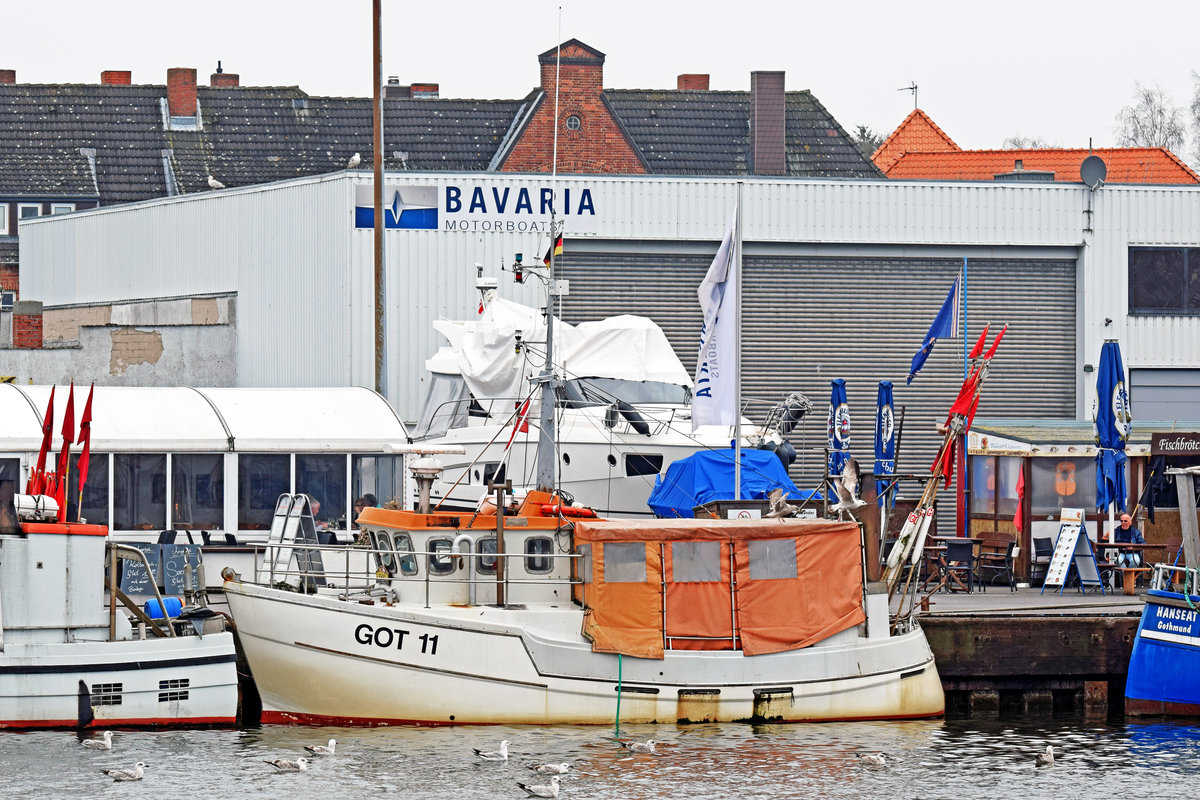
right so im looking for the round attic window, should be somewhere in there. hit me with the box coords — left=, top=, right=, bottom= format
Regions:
left=565, top=114, right=582, bottom=131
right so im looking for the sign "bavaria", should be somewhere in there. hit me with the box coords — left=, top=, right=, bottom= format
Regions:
left=354, top=183, right=599, bottom=233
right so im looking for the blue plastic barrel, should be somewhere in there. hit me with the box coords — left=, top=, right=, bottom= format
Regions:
left=144, top=596, right=183, bottom=619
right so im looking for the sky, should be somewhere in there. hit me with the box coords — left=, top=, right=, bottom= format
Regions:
left=6, top=0, right=1199, bottom=155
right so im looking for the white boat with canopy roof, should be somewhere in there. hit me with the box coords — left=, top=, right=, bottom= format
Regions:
left=410, top=294, right=738, bottom=517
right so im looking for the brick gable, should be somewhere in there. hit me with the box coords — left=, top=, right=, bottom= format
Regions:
left=501, top=40, right=646, bottom=175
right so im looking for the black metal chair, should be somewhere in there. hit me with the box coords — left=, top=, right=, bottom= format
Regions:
left=978, top=540, right=1018, bottom=591
left=942, top=539, right=976, bottom=593
left=1031, top=536, right=1053, bottom=585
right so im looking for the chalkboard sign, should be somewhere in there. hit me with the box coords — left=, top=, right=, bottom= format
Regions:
left=119, top=542, right=161, bottom=594
left=161, top=544, right=202, bottom=594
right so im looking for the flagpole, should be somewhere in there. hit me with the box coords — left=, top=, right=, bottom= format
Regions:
left=961, top=257, right=968, bottom=538
left=734, top=180, right=743, bottom=501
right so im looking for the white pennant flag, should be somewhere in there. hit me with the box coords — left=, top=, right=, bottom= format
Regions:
left=692, top=206, right=739, bottom=431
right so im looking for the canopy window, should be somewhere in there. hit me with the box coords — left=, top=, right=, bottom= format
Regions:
left=239, top=454, right=289, bottom=530
left=172, top=453, right=224, bottom=530
left=575, top=518, right=865, bottom=660
left=113, top=453, right=166, bottom=531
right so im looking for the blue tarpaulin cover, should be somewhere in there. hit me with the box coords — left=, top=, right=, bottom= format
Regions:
left=647, top=449, right=802, bottom=518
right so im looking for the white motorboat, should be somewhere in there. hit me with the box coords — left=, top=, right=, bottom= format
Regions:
left=409, top=294, right=738, bottom=517
left=0, top=492, right=239, bottom=728
left=223, top=478, right=944, bottom=725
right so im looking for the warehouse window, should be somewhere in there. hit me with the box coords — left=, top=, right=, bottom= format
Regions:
left=1129, top=246, right=1200, bottom=314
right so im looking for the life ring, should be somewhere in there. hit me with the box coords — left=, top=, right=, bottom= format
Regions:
left=541, top=504, right=597, bottom=518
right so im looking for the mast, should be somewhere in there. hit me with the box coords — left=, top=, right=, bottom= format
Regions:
left=734, top=180, right=743, bottom=500
left=537, top=27, right=564, bottom=494
left=371, top=0, right=385, bottom=396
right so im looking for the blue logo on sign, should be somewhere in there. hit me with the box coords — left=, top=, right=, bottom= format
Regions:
left=354, top=186, right=438, bottom=229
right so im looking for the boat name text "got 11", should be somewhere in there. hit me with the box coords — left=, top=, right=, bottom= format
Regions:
left=354, top=623, right=439, bottom=655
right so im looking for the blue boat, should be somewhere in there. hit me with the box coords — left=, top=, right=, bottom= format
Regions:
left=1125, top=467, right=1200, bottom=716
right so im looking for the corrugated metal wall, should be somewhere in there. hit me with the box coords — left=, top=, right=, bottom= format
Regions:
left=561, top=250, right=1077, bottom=519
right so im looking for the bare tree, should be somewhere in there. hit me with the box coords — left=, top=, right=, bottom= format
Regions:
left=1002, top=134, right=1051, bottom=149
left=1115, top=83, right=1186, bottom=152
left=852, top=125, right=884, bottom=159
left=1190, top=70, right=1200, bottom=169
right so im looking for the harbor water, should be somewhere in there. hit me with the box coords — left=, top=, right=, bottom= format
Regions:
left=6, top=716, right=1199, bottom=799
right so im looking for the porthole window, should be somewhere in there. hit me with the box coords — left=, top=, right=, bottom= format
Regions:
left=428, top=537, right=455, bottom=575
left=607, top=454, right=617, bottom=467
left=565, top=114, right=581, bottom=131
left=477, top=536, right=497, bottom=574
left=525, top=536, right=554, bottom=574
left=562, top=453, right=571, bottom=466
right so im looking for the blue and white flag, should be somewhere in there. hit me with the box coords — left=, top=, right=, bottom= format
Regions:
left=907, top=276, right=961, bottom=384
left=692, top=208, right=739, bottom=430
left=874, top=380, right=896, bottom=508
left=827, top=379, right=851, bottom=481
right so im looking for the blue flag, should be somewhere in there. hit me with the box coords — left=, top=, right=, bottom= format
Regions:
left=874, top=381, right=896, bottom=508
left=907, top=276, right=961, bottom=384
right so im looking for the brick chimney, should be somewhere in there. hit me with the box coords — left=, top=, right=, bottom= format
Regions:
left=167, top=67, right=198, bottom=116
left=12, top=301, right=43, bottom=349
left=750, top=71, right=786, bottom=175
left=677, top=74, right=709, bottom=91
left=210, top=61, right=239, bottom=87
left=0, top=69, right=15, bottom=85
left=101, top=70, right=132, bottom=85
left=410, top=82, right=439, bottom=98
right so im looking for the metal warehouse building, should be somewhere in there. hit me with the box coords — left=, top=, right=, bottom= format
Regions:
left=12, top=170, right=1200, bottom=492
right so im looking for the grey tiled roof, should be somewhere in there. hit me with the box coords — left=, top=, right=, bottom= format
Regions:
left=605, top=89, right=882, bottom=179
left=0, top=239, right=17, bottom=265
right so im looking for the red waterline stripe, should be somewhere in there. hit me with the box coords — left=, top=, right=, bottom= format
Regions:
left=259, top=708, right=944, bottom=726
left=0, top=715, right=236, bottom=729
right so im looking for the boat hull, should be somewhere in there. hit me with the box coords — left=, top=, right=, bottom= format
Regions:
left=1126, top=589, right=1200, bottom=716
left=226, top=581, right=944, bottom=725
left=0, top=633, right=240, bottom=728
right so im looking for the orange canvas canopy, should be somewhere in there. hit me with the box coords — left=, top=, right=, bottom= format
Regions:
left=574, top=518, right=865, bottom=659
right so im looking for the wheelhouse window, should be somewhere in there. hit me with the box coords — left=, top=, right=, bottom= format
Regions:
left=113, top=454, right=166, bottom=530
left=1129, top=246, right=1200, bottom=314
left=172, top=454, right=223, bottom=530
left=427, top=537, right=455, bottom=575
left=296, top=454, right=346, bottom=530
left=238, top=454, right=288, bottom=530
left=525, top=536, right=553, bottom=573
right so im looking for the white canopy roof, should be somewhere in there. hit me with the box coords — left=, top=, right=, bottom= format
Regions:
left=0, top=385, right=410, bottom=453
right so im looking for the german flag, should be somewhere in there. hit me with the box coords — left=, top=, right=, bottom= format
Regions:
left=542, top=234, right=563, bottom=265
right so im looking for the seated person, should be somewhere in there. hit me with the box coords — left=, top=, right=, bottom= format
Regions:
left=309, top=497, right=329, bottom=531
left=1114, top=512, right=1145, bottom=567
left=353, top=493, right=378, bottom=528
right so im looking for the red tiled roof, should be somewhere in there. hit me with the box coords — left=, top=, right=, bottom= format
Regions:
left=885, top=147, right=1200, bottom=184
left=871, top=108, right=959, bottom=172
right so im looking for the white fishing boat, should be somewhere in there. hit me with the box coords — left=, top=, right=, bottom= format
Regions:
left=223, top=479, right=944, bottom=725
left=0, top=491, right=238, bottom=728
left=410, top=291, right=738, bottom=518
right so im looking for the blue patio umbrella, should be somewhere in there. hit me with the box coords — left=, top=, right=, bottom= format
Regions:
left=827, top=379, right=851, bottom=496
left=874, top=381, right=896, bottom=508
left=1095, top=340, right=1131, bottom=514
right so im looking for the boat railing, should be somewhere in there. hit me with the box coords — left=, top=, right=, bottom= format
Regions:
left=415, top=394, right=682, bottom=440
left=256, top=541, right=580, bottom=609
left=1150, top=562, right=1200, bottom=595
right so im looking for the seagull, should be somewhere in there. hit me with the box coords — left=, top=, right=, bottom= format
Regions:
left=81, top=730, right=113, bottom=750
left=621, top=739, right=657, bottom=754
left=856, top=752, right=887, bottom=766
left=473, top=739, right=509, bottom=761
left=304, top=738, right=336, bottom=756
left=1035, top=745, right=1055, bottom=767
left=516, top=775, right=560, bottom=798
left=207, top=174, right=225, bottom=190
left=347, top=152, right=361, bottom=168
left=264, top=757, right=309, bottom=772
left=528, top=763, right=570, bottom=775
left=830, top=457, right=868, bottom=516
left=766, top=486, right=799, bottom=518
left=101, top=762, right=146, bottom=782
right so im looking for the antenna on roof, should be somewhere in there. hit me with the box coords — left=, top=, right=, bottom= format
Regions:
left=899, top=81, right=917, bottom=109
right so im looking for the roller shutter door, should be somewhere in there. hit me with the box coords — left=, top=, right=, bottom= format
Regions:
left=561, top=252, right=1076, bottom=527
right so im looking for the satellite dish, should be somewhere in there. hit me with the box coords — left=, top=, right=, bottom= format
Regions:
left=1081, top=155, right=1107, bottom=189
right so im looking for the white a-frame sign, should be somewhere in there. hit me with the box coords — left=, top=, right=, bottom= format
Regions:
left=1041, top=508, right=1107, bottom=595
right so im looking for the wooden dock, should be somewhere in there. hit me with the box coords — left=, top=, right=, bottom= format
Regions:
left=908, top=586, right=1144, bottom=717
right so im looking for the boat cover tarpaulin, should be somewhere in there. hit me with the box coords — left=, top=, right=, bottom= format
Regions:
left=574, top=518, right=864, bottom=658
left=647, top=449, right=800, bottom=518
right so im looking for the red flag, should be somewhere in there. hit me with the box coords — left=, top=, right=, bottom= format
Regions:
left=28, top=386, right=55, bottom=494
left=55, top=383, right=75, bottom=522
left=76, top=383, right=95, bottom=498
left=983, top=324, right=1008, bottom=361
left=968, top=324, right=990, bottom=360
left=1013, top=467, right=1026, bottom=533
left=506, top=398, right=531, bottom=447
